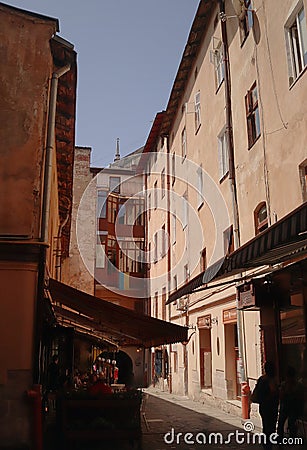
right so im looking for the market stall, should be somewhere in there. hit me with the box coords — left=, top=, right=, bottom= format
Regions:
left=58, top=388, right=143, bottom=448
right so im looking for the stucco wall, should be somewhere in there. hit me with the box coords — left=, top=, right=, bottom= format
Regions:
left=0, top=6, right=56, bottom=238
left=0, top=261, right=38, bottom=446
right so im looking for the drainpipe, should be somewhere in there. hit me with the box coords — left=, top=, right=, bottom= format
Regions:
left=218, top=0, right=249, bottom=418
left=55, top=200, right=71, bottom=281
left=33, top=64, right=70, bottom=450
left=41, top=64, right=71, bottom=243
left=165, top=135, right=173, bottom=393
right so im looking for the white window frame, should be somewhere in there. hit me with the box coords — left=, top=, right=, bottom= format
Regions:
left=213, top=42, right=224, bottom=89
left=161, top=168, right=165, bottom=198
left=147, top=192, right=151, bottom=221
left=96, top=243, right=105, bottom=268
left=172, top=152, right=176, bottom=185
left=194, top=91, right=201, bottom=131
left=197, top=165, right=204, bottom=209
left=97, top=190, right=107, bottom=218
left=218, top=128, right=229, bottom=180
left=154, top=180, right=158, bottom=209
left=183, top=192, right=188, bottom=229
left=161, top=224, right=166, bottom=258
left=109, top=176, right=121, bottom=193
left=154, top=232, right=158, bottom=263
left=171, top=210, right=176, bottom=245
left=285, top=3, right=307, bottom=85
left=173, top=274, right=177, bottom=293
left=181, top=127, right=187, bottom=159
left=184, top=263, right=189, bottom=282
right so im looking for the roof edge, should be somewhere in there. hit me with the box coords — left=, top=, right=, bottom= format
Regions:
left=0, top=2, right=60, bottom=32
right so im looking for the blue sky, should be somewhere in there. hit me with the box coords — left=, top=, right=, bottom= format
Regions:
left=7, top=0, right=199, bottom=167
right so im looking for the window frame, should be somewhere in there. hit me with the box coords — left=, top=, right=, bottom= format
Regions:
left=172, top=152, right=176, bottom=185
left=218, top=127, right=229, bottom=181
left=213, top=42, right=225, bottom=89
left=161, top=168, right=165, bottom=198
left=194, top=91, right=201, bottom=132
left=254, top=202, right=269, bottom=235
left=109, top=176, right=121, bottom=194
left=97, top=190, right=107, bottom=218
left=197, top=166, right=204, bottom=209
left=181, top=127, right=187, bottom=160
left=245, top=82, right=261, bottom=149
left=285, top=4, right=307, bottom=85
left=239, top=0, right=253, bottom=45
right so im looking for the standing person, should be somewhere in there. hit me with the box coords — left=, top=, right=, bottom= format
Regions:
left=277, top=366, right=304, bottom=444
left=47, top=354, right=60, bottom=392
left=251, top=361, right=279, bottom=450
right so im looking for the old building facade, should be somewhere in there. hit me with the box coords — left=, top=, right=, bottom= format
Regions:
left=0, top=3, right=77, bottom=447
left=146, top=0, right=307, bottom=418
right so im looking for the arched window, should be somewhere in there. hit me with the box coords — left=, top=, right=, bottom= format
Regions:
left=254, top=202, right=268, bottom=234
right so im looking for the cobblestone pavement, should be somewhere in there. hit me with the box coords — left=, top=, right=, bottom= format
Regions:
left=43, top=389, right=306, bottom=449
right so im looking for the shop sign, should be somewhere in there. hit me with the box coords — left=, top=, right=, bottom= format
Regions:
left=223, top=307, right=237, bottom=324
left=238, top=283, right=256, bottom=309
left=197, top=314, right=211, bottom=329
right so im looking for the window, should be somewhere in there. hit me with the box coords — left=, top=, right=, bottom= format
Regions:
left=148, top=242, right=151, bottom=264
left=245, top=82, right=261, bottom=148
left=254, top=202, right=268, bottom=234
left=109, top=176, right=120, bottom=193
left=117, top=198, right=144, bottom=226
left=172, top=152, right=176, bottom=185
left=107, top=195, right=117, bottom=223
left=200, top=248, right=207, bottom=272
left=161, top=224, right=166, bottom=258
left=154, top=180, right=158, bottom=209
left=106, top=237, right=117, bottom=272
left=213, top=42, right=224, bottom=89
left=194, top=91, right=201, bottom=131
left=97, top=190, right=107, bottom=218
left=161, top=168, right=165, bottom=198
left=118, top=238, right=145, bottom=273
left=286, top=5, right=307, bottom=85
left=197, top=166, right=204, bottom=209
left=173, top=351, right=178, bottom=373
left=173, top=275, right=178, bottom=293
left=299, top=160, right=307, bottom=201
left=154, top=232, right=158, bottom=262
left=171, top=211, right=176, bottom=244
left=181, top=127, right=187, bottom=159
left=154, top=291, right=158, bottom=318
left=223, top=225, right=234, bottom=255
left=148, top=193, right=151, bottom=221
left=239, top=0, right=253, bottom=44
left=162, top=287, right=166, bottom=321
left=218, top=128, right=229, bottom=180
left=183, top=192, right=188, bottom=229
left=184, top=264, right=189, bottom=282
left=96, top=234, right=106, bottom=268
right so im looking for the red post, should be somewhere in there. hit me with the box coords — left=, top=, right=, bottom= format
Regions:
left=27, top=384, right=43, bottom=450
left=241, top=382, right=251, bottom=420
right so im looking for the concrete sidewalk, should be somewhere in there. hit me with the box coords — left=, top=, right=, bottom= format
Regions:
left=144, top=386, right=262, bottom=432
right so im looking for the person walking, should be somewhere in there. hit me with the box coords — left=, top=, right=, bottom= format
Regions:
left=277, top=366, right=304, bottom=445
left=251, top=361, right=279, bottom=450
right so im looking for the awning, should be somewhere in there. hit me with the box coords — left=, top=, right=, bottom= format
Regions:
left=167, top=202, right=307, bottom=304
left=49, top=278, right=188, bottom=348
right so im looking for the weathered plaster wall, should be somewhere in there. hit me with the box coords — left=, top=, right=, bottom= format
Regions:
left=0, top=6, right=56, bottom=238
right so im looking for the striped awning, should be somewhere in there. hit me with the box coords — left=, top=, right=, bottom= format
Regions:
left=167, top=202, right=307, bottom=304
